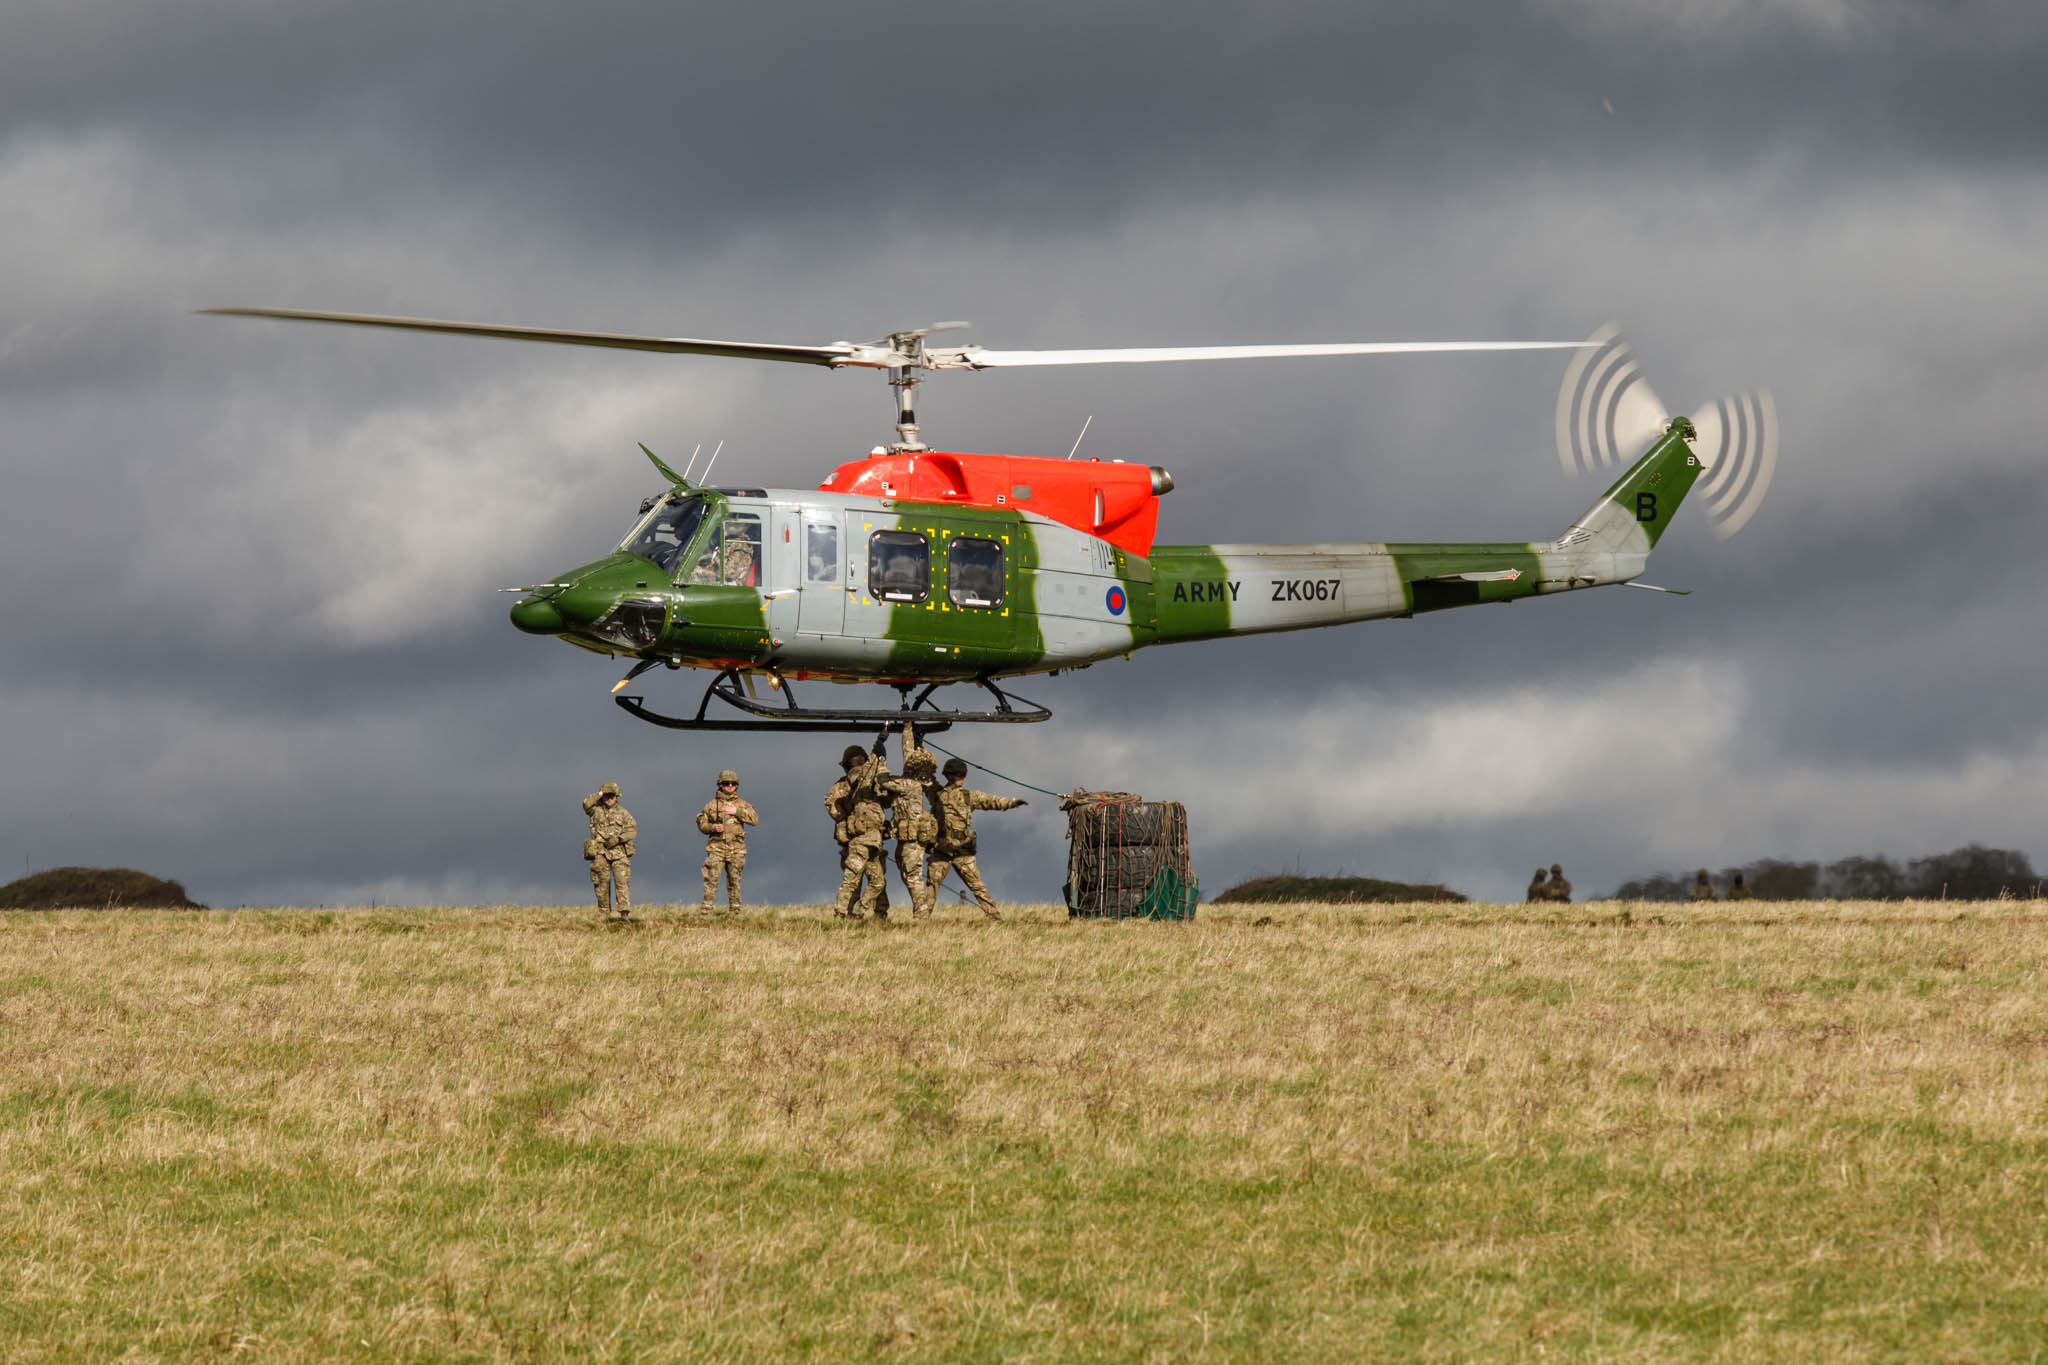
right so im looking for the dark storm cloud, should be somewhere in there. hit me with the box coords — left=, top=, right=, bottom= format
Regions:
left=5, top=2, right=2048, bottom=905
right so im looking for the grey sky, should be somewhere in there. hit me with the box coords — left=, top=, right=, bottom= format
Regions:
left=5, top=1, right=2045, bottom=905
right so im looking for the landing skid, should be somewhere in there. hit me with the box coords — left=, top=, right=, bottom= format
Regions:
left=614, top=669, right=1052, bottom=733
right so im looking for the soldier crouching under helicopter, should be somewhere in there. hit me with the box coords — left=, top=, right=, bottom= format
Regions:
left=926, top=757, right=1026, bottom=921
left=696, top=768, right=758, bottom=911
left=582, top=781, right=637, bottom=921
left=827, top=738, right=891, bottom=918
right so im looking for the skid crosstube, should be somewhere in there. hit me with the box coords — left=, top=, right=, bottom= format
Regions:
left=614, top=670, right=1051, bottom=733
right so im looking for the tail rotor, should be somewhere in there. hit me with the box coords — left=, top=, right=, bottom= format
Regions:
left=1553, top=324, right=1776, bottom=539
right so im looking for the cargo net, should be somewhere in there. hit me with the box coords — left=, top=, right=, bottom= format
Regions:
left=1059, top=789, right=1198, bottom=921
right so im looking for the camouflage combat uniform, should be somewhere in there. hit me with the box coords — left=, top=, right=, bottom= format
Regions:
left=696, top=769, right=758, bottom=910
left=1725, top=875, right=1752, bottom=902
left=884, top=743, right=940, bottom=920
left=1691, top=870, right=1719, bottom=902
left=826, top=745, right=889, bottom=918
left=1526, top=868, right=1549, bottom=903
left=582, top=783, right=637, bottom=920
left=926, top=762, right=1025, bottom=920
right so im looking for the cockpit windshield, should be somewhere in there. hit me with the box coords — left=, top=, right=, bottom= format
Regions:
left=619, top=496, right=709, bottom=573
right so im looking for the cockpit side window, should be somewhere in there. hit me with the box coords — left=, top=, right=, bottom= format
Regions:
left=688, top=511, right=763, bottom=587
left=621, top=496, right=707, bottom=574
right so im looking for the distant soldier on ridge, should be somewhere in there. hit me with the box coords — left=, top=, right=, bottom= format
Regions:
left=1526, top=867, right=1550, bottom=903
left=1546, top=863, right=1572, bottom=904
left=926, top=757, right=1026, bottom=921
left=1691, top=868, right=1719, bottom=902
left=1725, top=872, right=1752, bottom=901
left=696, top=768, right=758, bottom=912
left=582, top=781, right=637, bottom=922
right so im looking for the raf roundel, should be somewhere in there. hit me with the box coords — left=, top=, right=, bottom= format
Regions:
left=1104, top=585, right=1127, bottom=617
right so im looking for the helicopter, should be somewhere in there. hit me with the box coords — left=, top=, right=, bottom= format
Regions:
left=202, top=308, right=1775, bottom=732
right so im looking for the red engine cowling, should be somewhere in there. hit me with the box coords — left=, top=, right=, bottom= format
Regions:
left=818, top=450, right=1173, bottom=556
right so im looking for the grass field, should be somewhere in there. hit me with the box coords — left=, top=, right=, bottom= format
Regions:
left=3, top=899, right=2045, bottom=1361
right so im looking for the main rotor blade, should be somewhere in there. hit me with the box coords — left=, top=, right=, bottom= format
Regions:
left=945, top=340, right=1587, bottom=369
left=200, top=308, right=854, bottom=367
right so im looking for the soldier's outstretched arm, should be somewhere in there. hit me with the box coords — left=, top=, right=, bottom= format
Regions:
left=970, top=791, right=1027, bottom=811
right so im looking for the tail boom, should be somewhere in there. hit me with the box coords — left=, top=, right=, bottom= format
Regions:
left=1141, top=419, right=1703, bottom=646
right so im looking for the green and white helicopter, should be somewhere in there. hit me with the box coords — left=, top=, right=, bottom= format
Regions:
left=206, top=310, right=1774, bottom=732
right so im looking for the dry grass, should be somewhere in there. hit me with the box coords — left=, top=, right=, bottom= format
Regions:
left=3, top=899, right=2046, bottom=1360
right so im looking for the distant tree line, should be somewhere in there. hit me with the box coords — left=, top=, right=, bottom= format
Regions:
left=1610, top=844, right=2042, bottom=902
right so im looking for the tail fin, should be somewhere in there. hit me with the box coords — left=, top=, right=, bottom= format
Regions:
left=1555, top=418, right=1705, bottom=553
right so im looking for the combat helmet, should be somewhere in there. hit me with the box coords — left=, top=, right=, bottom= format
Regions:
left=717, top=769, right=739, bottom=785
left=600, top=781, right=621, bottom=798
left=942, top=757, right=968, bottom=780
left=840, top=745, right=868, bottom=771
left=903, top=748, right=937, bottom=778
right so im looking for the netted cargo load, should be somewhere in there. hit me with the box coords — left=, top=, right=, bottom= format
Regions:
left=1059, top=789, right=1198, bottom=921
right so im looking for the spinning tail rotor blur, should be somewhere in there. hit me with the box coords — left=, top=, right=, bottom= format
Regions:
left=1554, top=325, right=1777, bottom=538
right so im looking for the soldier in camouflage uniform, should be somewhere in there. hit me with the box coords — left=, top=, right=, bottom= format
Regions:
left=826, top=741, right=890, bottom=918
left=881, top=725, right=940, bottom=919
left=1526, top=867, right=1549, bottom=903
left=1691, top=868, right=1719, bottom=902
left=1725, top=872, right=1752, bottom=901
left=926, top=757, right=1026, bottom=921
left=1545, top=863, right=1572, bottom=904
left=696, top=768, right=758, bottom=911
left=581, top=781, right=637, bottom=921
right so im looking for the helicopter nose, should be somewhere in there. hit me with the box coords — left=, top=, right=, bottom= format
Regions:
left=509, top=596, right=567, bottom=634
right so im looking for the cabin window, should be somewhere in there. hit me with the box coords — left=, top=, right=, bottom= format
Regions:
left=686, top=511, right=763, bottom=587
left=947, top=537, right=1005, bottom=608
left=867, top=530, right=929, bottom=603
left=805, top=523, right=839, bottom=583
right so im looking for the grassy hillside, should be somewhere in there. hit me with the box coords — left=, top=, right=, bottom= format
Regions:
left=4, top=899, right=2045, bottom=1359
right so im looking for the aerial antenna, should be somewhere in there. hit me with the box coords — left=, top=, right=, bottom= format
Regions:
left=699, top=439, right=726, bottom=485
left=1066, top=415, right=1094, bottom=461
left=680, top=443, right=704, bottom=483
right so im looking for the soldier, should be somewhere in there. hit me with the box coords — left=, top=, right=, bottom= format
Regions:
left=1525, top=867, right=1549, bottom=903
left=1691, top=868, right=1719, bottom=902
left=1546, top=863, right=1572, bottom=904
left=1725, top=872, right=1753, bottom=901
left=926, top=757, right=1026, bottom=921
left=881, top=725, right=940, bottom=919
left=696, top=768, right=758, bottom=912
left=581, top=781, right=637, bottom=921
left=826, top=739, right=890, bottom=918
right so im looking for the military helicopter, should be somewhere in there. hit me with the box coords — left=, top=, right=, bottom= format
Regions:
left=204, top=308, right=1775, bottom=732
